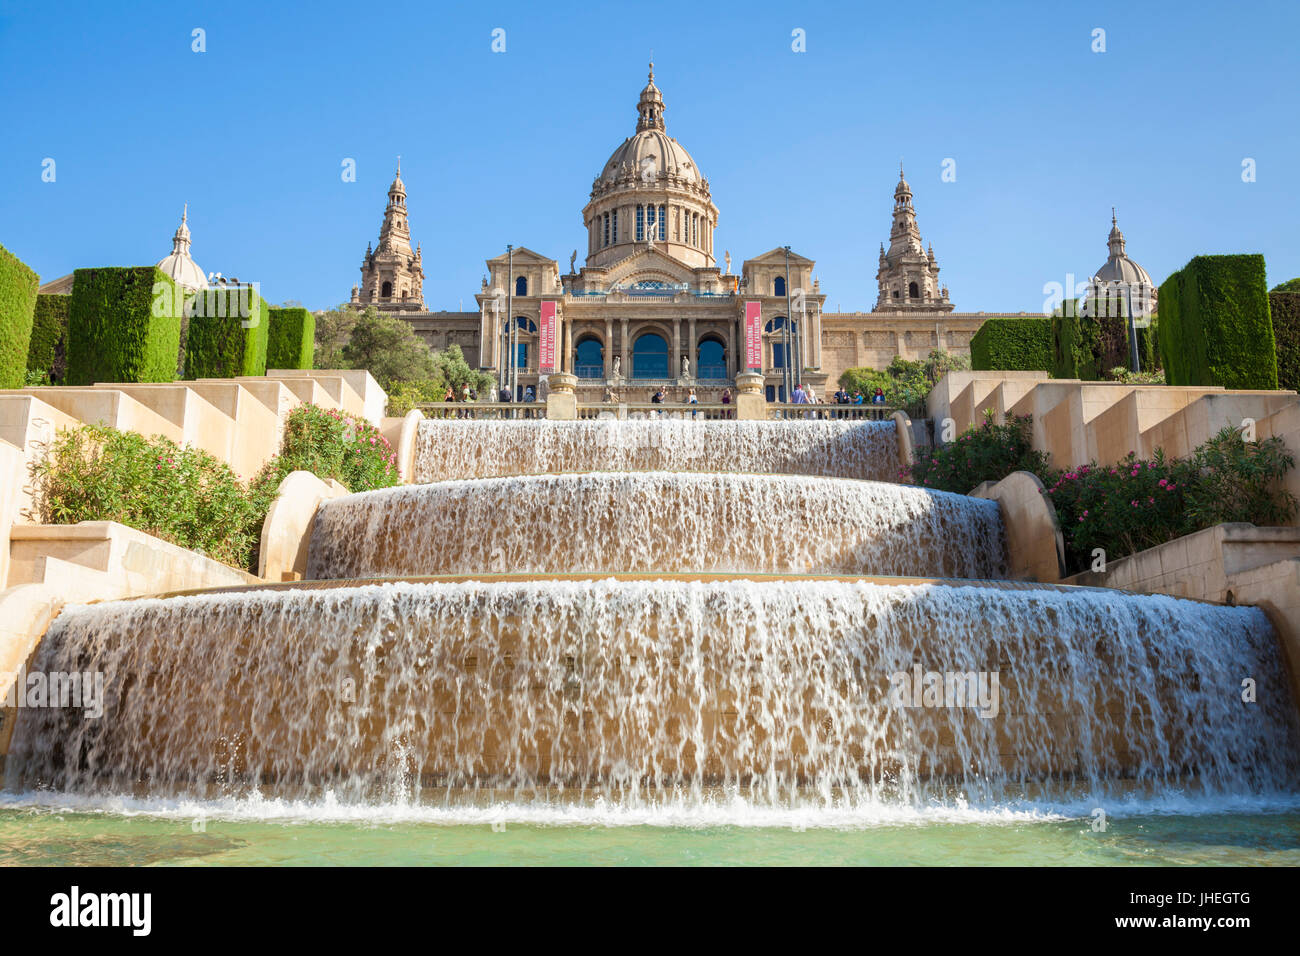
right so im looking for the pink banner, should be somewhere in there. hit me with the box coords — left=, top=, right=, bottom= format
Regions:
left=539, top=301, right=557, bottom=373
left=744, top=301, right=762, bottom=370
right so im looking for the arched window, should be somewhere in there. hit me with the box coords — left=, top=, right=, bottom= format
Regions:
left=514, top=316, right=537, bottom=333
left=632, top=332, right=668, bottom=379
left=575, top=337, right=604, bottom=379
left=658, top=204, right=666, bottom=240
left=908, top=281, right=919, bottom=299
left=764, top=316, right=795, bottom=333
left=636, top=205, right=645, bottom=241
left=515, top=276, right=528, bottom=296
left=774, top=276, right=786, bottom=297
left=381, top=281, right=392, bottom=298
left=697, top=336, right=726, bottom=379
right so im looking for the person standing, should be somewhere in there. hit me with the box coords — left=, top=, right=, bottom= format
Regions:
left=721, top=387, right=732, bottom=420
left=687, top=387, right=699, bottom=419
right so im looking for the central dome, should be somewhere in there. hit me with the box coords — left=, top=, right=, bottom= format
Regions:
left=582, top=64, right=719, bottom=272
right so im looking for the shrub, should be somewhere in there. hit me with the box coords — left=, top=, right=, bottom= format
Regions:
left=1045, top=426, right=1296, bottom=572
left=0, top=243, right=40, bottom=389
left=67, top=267, right=183, bottom=385
left=906, top=414, right=1052, bottom=493
left=838, top=350, right=969, bottom=413
left=251, top=404, right=400, bottom=499
left=1272, top=278, right=1300, bottom=293
left=1270, top=292, right=1300, bottom=392
left=182, top=287, right=269, bottom=379
left=267, top=306, right=315, bottom=370
left=1051, top=300, right=1144, bottom=381
left=30, top=425, right=268, bottom=571
left=1157, top=254, right=1277, bottom=389
left=26, top=293, right=70, bottom=383
left=970, top=317, right=1052, bottom=372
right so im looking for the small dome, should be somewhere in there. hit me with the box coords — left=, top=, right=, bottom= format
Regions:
left=1093, top=211, right=1154, bottom=288
left=156, top=206, right=207, bottom=291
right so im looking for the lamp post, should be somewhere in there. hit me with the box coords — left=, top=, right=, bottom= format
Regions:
left=506, top=245, right=515, bottom=405
left=1126, top=280, right=1141, bottom=374
left=782, top=246, right=793, bottom=401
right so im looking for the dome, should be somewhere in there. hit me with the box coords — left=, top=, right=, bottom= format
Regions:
left=1093, top=212, right=1154, bottom=287
left=156, top=205, right=207, bottom=291
left=598, top=129, right=702, bottom=186
left=594, top=63, right=705, bottom=188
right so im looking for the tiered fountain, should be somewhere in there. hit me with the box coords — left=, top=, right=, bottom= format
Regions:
left=5, top=417, right=1299, bottom=814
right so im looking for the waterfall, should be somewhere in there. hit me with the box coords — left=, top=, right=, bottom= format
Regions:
left=414, top=419, right=902, bottom=483
left=8, top=579, right=1296, bottom=807
left=307, top=473, right=1006, bottom=581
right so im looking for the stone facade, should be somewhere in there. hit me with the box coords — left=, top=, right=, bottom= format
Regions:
left=356, top=67, right=1042, bottom=400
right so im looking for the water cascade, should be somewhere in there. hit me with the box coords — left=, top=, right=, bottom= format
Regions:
left=414, top=419, right=902, bottom=483
left=7, top=578, right=1296, bottom=805
left=306, top=473, right=1007, bottom=581
left=5, top=415, right=1299, bottom=815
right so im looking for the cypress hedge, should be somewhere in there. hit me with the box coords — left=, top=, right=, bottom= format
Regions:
left=67, top=267, right=183, bottom=385
left=1271, top=292, right=1300, bottom=393
left=1157, top=255, right=1277, bottom=389
left=26, top=293, right=70, bottom=383
left=0, top=243, right=40, bottom=389
left=1052, top=296, right=1159, bottom=379
left=182, top=287, right=270, bottom=379
left=970, top=317, right=1052, bottom=372
left=267, top=306, right=315, bottom=370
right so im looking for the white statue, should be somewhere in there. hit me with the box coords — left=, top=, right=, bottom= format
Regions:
left=681, top=355, right=690, bottom=379
left=612, top=355, right=622, bottom=378
left=724, top=250, right=731, bottom=274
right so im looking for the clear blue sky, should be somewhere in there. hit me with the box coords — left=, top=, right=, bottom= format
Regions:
left=2, top=0, right=1297, bottom=313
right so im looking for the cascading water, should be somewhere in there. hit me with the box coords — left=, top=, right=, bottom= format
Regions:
left=306, top=473, right=1007, bottom=581
left=413, top=419, right=902, bottom=483
left=7, top=579, right=1297, bottom=807
left=5, top=415, right=1300, bottom=828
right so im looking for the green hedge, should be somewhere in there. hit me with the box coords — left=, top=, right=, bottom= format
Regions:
left=26, top=293, right=70, bottom=384
left=267, top=306, right=315, bottom=370
left=182, top=287, right=270, bottom=379
left=1052, top=297, right=1160, bottom=379
left=970, top=317, right=1052, bottom=372
left=1271, top=292, right=1300, bottom=393
left=1158, top=255, right=1277, bottom=389
left=0, top=244, right=40, bottom=389
left=67, top=267, right=183, bottom=385
left=1137, top=319, right=1160, bottom=373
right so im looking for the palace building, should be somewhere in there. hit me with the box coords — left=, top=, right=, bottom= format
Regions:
left=350, top=66, right=1127, bottom=400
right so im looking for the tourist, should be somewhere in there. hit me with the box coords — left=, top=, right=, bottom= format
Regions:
left=687, top=387, right=699, bottom=419
left=498, top=384, right=511, bottom=403
left=853, top=391, right=865, bottom=405
left=872, top=387, right=886, bottom=405
left=721, top=387, right=732, bottom=419
left=524, top=385, right=535, bottom=403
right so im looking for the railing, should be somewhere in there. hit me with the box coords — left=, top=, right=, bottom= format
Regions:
left=697, top=365, right=728, bottom=380
left=765, top=403, right=899, bottom=421
left=577, top=402, right=733, bottom=421
left=575, top=365, right=605, bottom=379
left=416, top=402, right=548, bottom=420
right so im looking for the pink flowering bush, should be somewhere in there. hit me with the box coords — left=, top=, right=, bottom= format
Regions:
left=254, top=404, right=399, bottom=494
left=1046, top=426, right=1296, bottom=572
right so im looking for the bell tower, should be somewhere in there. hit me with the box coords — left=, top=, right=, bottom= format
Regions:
left=874, top=166, right=952, bottom=312
left=356, top=159, right=425, bottom=311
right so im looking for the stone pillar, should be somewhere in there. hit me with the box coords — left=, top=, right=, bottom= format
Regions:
left=546, top=372, right=578, bottom=420
left=672, top=321, right=682, bottom=382
left=621, top=317, right=631, bottom=380
left=734, top=371, right=766, bottom=420
left=604, top=317, right=614, bottom=378
left=688, top=317, right=697, bottom=377
left=564, top=317, right=573, bottom=374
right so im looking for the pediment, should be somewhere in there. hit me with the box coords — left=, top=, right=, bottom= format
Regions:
left=485, top=246, right=555, bottom=266
left=744, top=247, right=815, bottom=266
left=604, top=248, right=696, bottom=288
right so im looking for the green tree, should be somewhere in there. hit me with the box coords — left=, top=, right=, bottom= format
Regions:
left=1272, top=278, right=1300, bottom=293
left=314, top=303, right=361, bottom=369
left=340, top=307, right=435, bottom=388
left=433, top=343, right=493, bottom=395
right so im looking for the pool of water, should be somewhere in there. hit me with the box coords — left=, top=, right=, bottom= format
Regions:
left=4, top=795, right=1298, bottom=866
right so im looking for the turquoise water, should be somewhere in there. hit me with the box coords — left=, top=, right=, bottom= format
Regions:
left=3, top=796, right=1299, bottom=866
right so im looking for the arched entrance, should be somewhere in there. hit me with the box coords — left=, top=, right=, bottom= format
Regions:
left=575, top=337, right=604, bottom=379
left=697, top=336, right=727, bottom=379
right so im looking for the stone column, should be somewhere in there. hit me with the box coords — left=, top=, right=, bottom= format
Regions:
left=564, top=317, right=573, bottom=374
left=604, top=317, right=614, bottom=378
left=688, top=317, right=697, bottom=377
left=621, top=317, right=631, bottom=380
left=672, top=320, right=682, bottom=382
